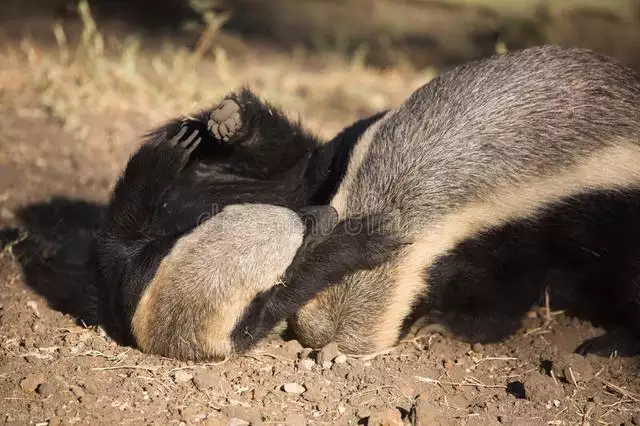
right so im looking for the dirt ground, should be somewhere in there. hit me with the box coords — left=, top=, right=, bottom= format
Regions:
left=1, top=13, right=640, bottom=426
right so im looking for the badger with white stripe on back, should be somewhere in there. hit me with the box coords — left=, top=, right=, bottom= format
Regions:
left=278, top=45, right=640, bottom=356
left=94, top=88, right=392, bottom=361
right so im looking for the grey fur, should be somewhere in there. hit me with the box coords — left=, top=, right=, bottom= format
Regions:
left=132, top=203, right=305, bottom=360
left=291, top=45, right=640, bottom=354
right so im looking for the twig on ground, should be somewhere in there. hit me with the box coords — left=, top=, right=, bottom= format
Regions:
left=348, top=347, right=397, bottom=361
left=92, top=365, right=160, bottom=372
left=415, top=375, right=506, bottom=389
left=167, top=359, right=228, bottom=373
left=598, top=378, right=639, bottom=402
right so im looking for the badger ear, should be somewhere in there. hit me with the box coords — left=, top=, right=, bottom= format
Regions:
left=297, top=205, right=338, bottom=239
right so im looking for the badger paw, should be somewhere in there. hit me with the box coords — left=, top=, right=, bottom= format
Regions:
left=168, top=125, right=202, bottom=166
left=208, top=99, right=243, bottom=142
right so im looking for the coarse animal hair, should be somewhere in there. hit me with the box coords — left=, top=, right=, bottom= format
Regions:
left=94, top=87, right=389, bottom=359
left=285, top=44, right=640, bottom=356
left=132, top=203, right=304, bottom=360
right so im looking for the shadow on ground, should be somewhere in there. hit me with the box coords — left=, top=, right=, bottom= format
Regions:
left=1, top=196, right=105, bottom=326
left=2, top=196, right=639, bottom=360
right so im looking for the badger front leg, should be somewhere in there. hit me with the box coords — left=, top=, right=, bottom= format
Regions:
left=104, top=126, right=203, bottom=240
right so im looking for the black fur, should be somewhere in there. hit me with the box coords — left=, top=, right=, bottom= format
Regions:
left=285, top=45, right=640, bottom=355
left=231, top=213, right=405, bottom=352
left=423, top=188, right=640, bottom=356
left=311, top=110, right=388, bottom=204
left=95, top=87, right=385, bottom=348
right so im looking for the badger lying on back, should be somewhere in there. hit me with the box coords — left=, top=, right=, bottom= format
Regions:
left=94, top=88, right=391, bottom=360
left=283, top=44, right=640, bottom=355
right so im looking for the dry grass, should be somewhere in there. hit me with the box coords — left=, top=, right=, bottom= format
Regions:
left=0, top=0, right=436, bottom=151
left=0, top=0, right=438, bottom=190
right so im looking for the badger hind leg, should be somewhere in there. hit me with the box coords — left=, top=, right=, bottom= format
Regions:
left=207, top=87, right=304, bottom=148
left=208, top=98, right=243, bottom=142
left=206, top=87, right=324, bottom=175
left=207, top=88, right=270, bottom=145
left=291, top=296, right=378, bottom=355
left=290, top=265, right=403, bottom=355
left=289, top=291, right=339, bottom=350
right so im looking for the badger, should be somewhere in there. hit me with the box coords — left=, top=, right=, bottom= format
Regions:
left=131, top=201, right=336, bottom=360
left=94, top=88, right=391, bottom=360
left=282, top=45, right=640, bottom=356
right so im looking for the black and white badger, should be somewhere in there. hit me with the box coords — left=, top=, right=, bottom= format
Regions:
left=98, top=44, right=640, bottom=361
left=131, top=202, right=333, bottom=360
left=285, top=45, right=640, bottom=356
left=94, top=88, right=391, bottom=360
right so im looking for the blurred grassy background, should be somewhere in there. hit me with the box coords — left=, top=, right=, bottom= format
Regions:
left=2, top=0, right=639, bottom=71
left=0, top=0, right=638, bottom=160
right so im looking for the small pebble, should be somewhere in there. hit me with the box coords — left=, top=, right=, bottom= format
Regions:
left=282, top=383, right=306, bottom=395
left=193, top=370, right=219, bottom=391
left=413, top=396, right=448, bottom=426
left=1, top=208, right=15, bottom=220
left=81, top=382, right=99, bottom=395
left=180, top=406, right=206, bottom=423
left=205, top=412, right=231, bottom=426
left=316, top=342, right=341, bottom=365
left=20, top=374, right=44, bottom=393
left=356, top=406, right=372, bottom=419
left=70, top=386, right=85, bottom=399
left=26, top=301, right=41, bottom=318
left=172, top=370, right=193, bottom=384
left=36, top=383, right=55, bottom=398
left=331, top=363, right=349, bottom=379
left=555, top=354, right=594, bottom=383
left=282, top=340, right=304, bottom=359
left=334, top=354, right=347, bottom=364
left=321, top=361, right=333, bottom=369
left=524, top=374, right=564, bottom=402
left=301, top=386, right=324, bottom=403
left=367, top=408, right=403, bottom=426
left=47, top=417, right=62, bottom=426
left=222, top=407, right=260, bottom=424
left=297, top=359, right=315, bottom=372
